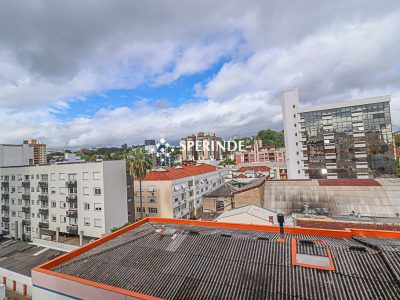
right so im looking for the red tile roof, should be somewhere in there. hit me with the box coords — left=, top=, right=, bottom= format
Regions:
left=318, top=179, right=381, bottom=186
left=237, top=166, right=271, bottom=172
left=143, top=164, right=219, bottom=181
left=237, top=174, right=248, bottom=178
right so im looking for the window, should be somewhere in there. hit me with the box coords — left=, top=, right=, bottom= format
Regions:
left=94, top=203, right=102, bottom=211
left=93, top=172, right=100, bottom=180
left=50, top=173, right=56, bottom=181
left=94, top=219, right=102, bottom=228
left=51, top=187, right=56, bottom=194
left=18, top=186, right=23, bottom=193
left=94, top=188, right=101, bottom=196
left=84, top=203, right=90, bottom=210
left=11, top=211, right=16, bottom=217
left=148, top=186, right=155, bottom=192
left=148, top=198, right=156, bottom=203
left=60, top=216, right=66, bottom=223
left=83, top=187, right=90, bottom=195
left=84, top=218, right=90, bottom=226
left=51, top=201, right=56, bottom=208
left=59, top=187, right=66, bottom=195
left=11, top=175, right=15, bottom=181
left=148, top=208, right=158, bottom=214
left=31, top=187, right=34, bottom=192
left=52, top=214, right=57, bottom=222
left=59, top=173, right=65, bottom=180
left=293, top=105, right=296, bottom=108
left=60, top=201, right=66, bottom=209
left=83, top=172, right=89, bottom=180
left=68, top=173, right=77, bottom=180
left=136, top=207, right=145, bottom=213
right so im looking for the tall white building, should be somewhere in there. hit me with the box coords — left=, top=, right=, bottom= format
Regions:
left=282, top=89, right=394, bottom=179
left=1, top=160, right=128, bottom=241
left=0, top=144, right=34, bottom=167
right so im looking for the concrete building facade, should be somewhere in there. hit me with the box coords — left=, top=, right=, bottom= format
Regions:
left=0, top=144, right=34, bottom=167
left=181, top=132, right=223, bottom=162
left=133, top=164, right=227, bottom=220
left=26, top=139, right=47, bottom=165
left=235, top=138, right=285, bottom=164
left=0, top=160, right=128, bottom=241
left=282, top=89, right=395, bottom=179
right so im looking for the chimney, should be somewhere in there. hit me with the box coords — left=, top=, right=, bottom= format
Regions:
left=277, top=213, right=285, bottom=243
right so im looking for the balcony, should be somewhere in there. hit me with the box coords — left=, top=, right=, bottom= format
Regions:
left=22, top=219, right=31, bottom=226
left=39, top=221, right=49, bottom=229
left=67, top=225, right=78, bottom=235
left=66, top=195, right=78, bottom=204
left=1, top=182, right=9, bottom=187
left=66, top=180, right=77, bottom=188
left=38, top=208, right=49, bottom=215
left=38, top=181, right=48, bottom=188
left=22, top=194, right=30, bottom=201
left=1, top=229, right=9, bottom=235
left=1, top=194, right=9, bottom=201
left=1, top=205, right=9, bottom=212
left=22, top=233, right=31, bottom=241
left=66, top=210, right=78, bottom=218
left=1, top=217, right=9, bottom=222
left=41, top=201, right=49, bottom=208
left=38, top=194, right=48, bottom=202
left=22, top=181, right=30, bottom=188
left=22, top=206, right=30, bottom=213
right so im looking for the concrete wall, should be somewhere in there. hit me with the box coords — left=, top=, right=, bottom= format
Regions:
left=263, top=178, right=400, bottom=217
left=203, top=196, right=232, bottom=212
left=0, top=144, right=34, bottom=167
left=234, top=185, right=265, bottom=208
left=0, top=267, right=31, bottom=298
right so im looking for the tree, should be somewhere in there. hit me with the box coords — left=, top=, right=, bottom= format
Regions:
left=126, top=147, right=153, bottom=220
left=223, top=157, right=235, bottom=165
left=257, top=129, right=284, bottom=147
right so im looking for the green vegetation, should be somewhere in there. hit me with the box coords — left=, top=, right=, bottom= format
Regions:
left=223, top=157, right=235, bottom=165
left=126, top=147, right=153, bottom=220
left=256, top=129, right=284, bottom=147
left=111, top=221, right=133, bottom=232
left=395, top=135, right=400, bottom=147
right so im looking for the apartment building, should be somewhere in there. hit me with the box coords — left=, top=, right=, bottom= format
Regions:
left=235, top=138, right=285, bottom=164
left=181, top=132, right=223, bottom=162
left=26, top=139, right=47, bottom=165
left=133, top=164, right=227, bottom=220
left=0, top=160, right=128, bottom=241
left=282, top=89, right=395, bottom=179
left=0, top=143, right=34, bottom=167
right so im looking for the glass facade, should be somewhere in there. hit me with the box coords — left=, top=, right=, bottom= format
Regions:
left=300, top=101, right=395, bottom=179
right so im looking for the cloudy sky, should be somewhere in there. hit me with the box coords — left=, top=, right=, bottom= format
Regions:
left=0, top=1, right=399, bottom=148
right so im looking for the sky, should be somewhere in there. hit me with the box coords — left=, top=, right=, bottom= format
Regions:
left=0, top=0, right=399, bottom=148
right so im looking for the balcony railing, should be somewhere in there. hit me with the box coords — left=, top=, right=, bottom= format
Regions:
left=22, top=181, right=30, bottom=188
left=38, top=181, right=48, bottom=188
left=39, top=221, right=49, bottom=229
left=67, top=225, right=78, bottom=235
left=22, top=206, right=30, bottom=213
left=1, top=194, right=9, bottom=200
left=1, top=217, right=9, bottom=222
left=1, top=205, right=9, bottom=211
left=38, top=194, right=48, bottom=202
left=38, top=208, right=49, bottom=215
left=1, top=190, right=9, bottom=194
left=66, top=180, right=77, bottom=188
left=22, top=194, right=30, bottom=201
left=66, top=210, right=78, bottom=218
left=22, top=219, right=31, bottom=226
left=1, top=182, right=9, bottom=187
left=66, top=195, right=78, bottom=203
left=1, top=229, right=9, bottom=235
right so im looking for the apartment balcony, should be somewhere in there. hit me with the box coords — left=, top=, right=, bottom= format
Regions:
left=1, top=194, right=9, bottom=201
left=65, top=180, right=77, bottom=188
left=325, top=154, right=337, bottom=160
left=38, top=208, right=49, bottom=215
left=1, top=190, right=9, bottom=195
left=67, top=225, right=78, bottom=235
left=22, top=194, right=30, bottom=201
left=41, top=201, right=49, bottom=208
left=38, top=194, right=48, bottom=202
left=38, top=181, right=48, bottom=188
left=1, top=217, right=9, bottom=223
left=1, top=182, right=9, bottom=187
left=1, top=229, right=9, bottom=236
left=66, top=195, right=77, bottom=204
left=39, top=221, right=49, bottom=229
left=22, top=206, right=30, bottom=213
left=66, top=210, right=78, bottom=218
left=355, top=152, right=368, bottom=159
left=22, top=233, right=31, bottom=241
left=22, top=181, right=30, bottom=188
left=22, top=219, right=31, bottom=226
left=1, top=205, right=9, bottom=212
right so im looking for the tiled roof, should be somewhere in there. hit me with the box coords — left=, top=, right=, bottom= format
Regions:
left=318, top=179, right=382, bottom=186
left=216, top=205, right=276, bottom=221
left=237, top=166, right=271, bottom=172
left=38, top=218, right=400, bottom=300
left=237, top=173, right=248, bottom=178
left=143, top=164, right=219, bottom=181
left=235, top=177, right=265, bottom=193
left=203, top=183, right=238, bottom=198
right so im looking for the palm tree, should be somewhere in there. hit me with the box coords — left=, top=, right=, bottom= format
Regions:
left=126, top=147, right=153, bottom=220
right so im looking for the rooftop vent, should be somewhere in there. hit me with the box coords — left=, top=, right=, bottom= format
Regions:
left=349, top=245, right=367, bottom=252
left=292, top=238, right=335, bottom=271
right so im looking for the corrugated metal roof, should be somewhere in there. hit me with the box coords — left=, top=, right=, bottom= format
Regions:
left=52, top=222, right=400, bottom=299
left=318, top=179, right=382, bottom=186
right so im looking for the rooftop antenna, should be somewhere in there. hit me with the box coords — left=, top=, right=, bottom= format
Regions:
left=277, top=213, right=285, bottom=243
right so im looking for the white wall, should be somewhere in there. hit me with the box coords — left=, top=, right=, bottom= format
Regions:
left=0, top=144, right=34, bottom=167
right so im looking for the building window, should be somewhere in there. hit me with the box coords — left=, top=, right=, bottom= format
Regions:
left=294, top=114, right=296, bottom=118
left=94, top=188, right=101, bottom=196
left=83, top=172, right=89, bottom=180
left=51, top=201, right=56, bottom=208
left=50, top=173, right=56, bottom=181
left=93, top=172, right=100, bottom=180
left=94, top=219, right=102, bottom=228
left=51, top=187, right=56, bottom=194
left=148, top=198, right=156, bottom=203
left=60, top=216, right=66, bottom=223
left=59, top=173, right=65, bottom=180
left=68, top=173, right=77, bottom=180
left=293, top=105, right=296, bottom=108
left=83, top=187, right=90, bottom=195
left=84, top=203, right=90, bottom=210
left=148, top=208, right=158, bottom=214
left=60, top=201, right=66, bottom=209
left=136, top=207, right=145, bottom=213
left=52, top=214, right=57, bottom=222
left=59, top=187, right=66, bottom=195
left=84, top=218, right=90, bottom=226
left=94, top=203, right=102, bottom=211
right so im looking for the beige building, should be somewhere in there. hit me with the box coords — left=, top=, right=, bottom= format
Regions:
left=215, top=205, right=277, bottom=225
left=133, top=164, right=227, bottom=220
left=26, top=139, right=47, bottom=165
left=181, top=132, right=223, bottom=162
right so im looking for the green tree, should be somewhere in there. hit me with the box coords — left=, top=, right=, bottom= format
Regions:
left=395, top=135, right=400, bottom=147
left=223, top=157, right=235, bottom=165
left=126, top=147, right=153, bottom=219
left=257, top=129, right=284, bottom=147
